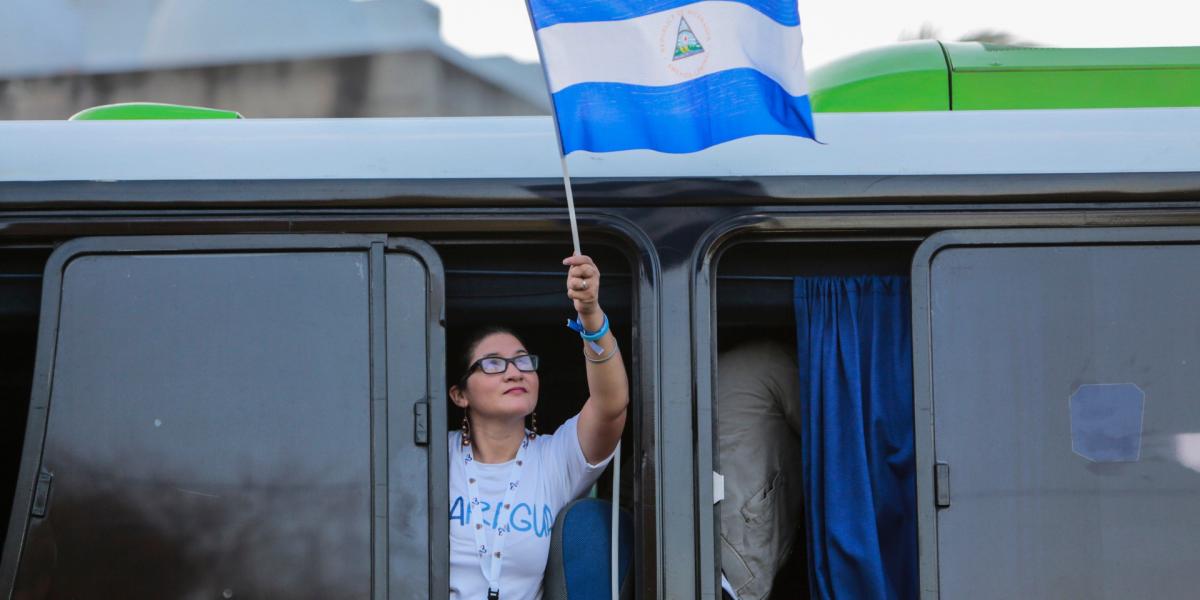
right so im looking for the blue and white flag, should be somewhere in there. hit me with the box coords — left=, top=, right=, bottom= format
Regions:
left=527, top=0, right=816, bottom=154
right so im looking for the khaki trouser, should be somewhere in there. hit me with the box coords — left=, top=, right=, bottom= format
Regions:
left=717, top=341, right=803, bottom=600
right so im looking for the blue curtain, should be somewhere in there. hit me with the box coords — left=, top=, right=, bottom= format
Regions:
left=794, top=276, right=917, bottom=600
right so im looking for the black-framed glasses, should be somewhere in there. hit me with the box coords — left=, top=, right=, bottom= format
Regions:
left=462, top=354, right=539, bottom=380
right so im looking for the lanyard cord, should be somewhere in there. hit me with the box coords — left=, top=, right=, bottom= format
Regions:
left=463, top=433, right=531, bottom=597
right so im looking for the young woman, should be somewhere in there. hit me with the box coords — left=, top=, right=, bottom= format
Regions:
left=447, top=254, right=629, bottom=600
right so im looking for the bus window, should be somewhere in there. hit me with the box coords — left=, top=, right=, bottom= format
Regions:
left=436, top=239, right=639, bottom=597
left=4, top=236, right=447, bottom=599
left=713, top=240, right=918, bottom=600
left=913, top=228, right=1200, bottom=598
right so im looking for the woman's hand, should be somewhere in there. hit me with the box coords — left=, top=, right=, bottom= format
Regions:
left=564, top=253, right=628, bottom=465
left=563, top=254, right=601, bottom=319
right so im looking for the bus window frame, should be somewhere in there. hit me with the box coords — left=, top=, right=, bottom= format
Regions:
left=429, top=228, right=657, bottom=599
left=0, top=233, right=449, bottom=598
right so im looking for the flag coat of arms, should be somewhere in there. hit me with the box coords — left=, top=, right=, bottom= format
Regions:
left=527, top=0, right=816, bottom=154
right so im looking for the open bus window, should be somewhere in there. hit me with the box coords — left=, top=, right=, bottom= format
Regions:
left=439, top=240, right=636, bottom=494
left=713, top=240, right=917, bottom=600
left=438, top=240, right=638, bottom=598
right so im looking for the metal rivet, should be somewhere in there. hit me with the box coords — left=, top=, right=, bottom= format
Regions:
left=504, top=503, right=510, bottom=509
left=516, top=461, right=523, bottom=466
left=469, top=478, right=475, bottom=484
left=476, top=524, right=482, bottom=529
left=494, top=551, right=501, bottom=558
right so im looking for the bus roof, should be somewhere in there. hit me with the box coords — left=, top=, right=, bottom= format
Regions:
left=2, top=109, right=1199, bottom=184
left=810, top=41, right=1200, bottom=112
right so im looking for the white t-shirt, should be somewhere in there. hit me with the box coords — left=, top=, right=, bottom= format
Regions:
left=449, top=415, right=613, bottom=600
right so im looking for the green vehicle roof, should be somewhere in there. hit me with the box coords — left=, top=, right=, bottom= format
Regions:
left=69, top=102, right=243, bottom=121
left=809, top=41, right=951, bottom=112
left=810, top=42, right=1200, bottom=112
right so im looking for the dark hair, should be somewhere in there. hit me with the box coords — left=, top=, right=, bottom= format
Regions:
left=454, top=325, right=527, bottom=386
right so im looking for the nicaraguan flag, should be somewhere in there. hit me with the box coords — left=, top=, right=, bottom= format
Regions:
left=527, top=0, right=816, bottom=154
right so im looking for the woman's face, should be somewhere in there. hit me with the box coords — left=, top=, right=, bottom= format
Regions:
left=453, top=332, right=539, bottom=421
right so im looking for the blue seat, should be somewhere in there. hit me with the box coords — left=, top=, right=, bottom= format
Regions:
left=543, top=498, right=633, bottom=600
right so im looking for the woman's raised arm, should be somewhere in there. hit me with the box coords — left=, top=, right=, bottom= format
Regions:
left=563, top=254, right=629, bottom=464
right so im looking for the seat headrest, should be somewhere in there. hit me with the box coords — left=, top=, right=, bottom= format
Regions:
left=543, top=498, right=633, bottom=600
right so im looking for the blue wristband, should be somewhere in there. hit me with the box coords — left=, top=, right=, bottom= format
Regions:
left=566, top=313, right=609, bottom=342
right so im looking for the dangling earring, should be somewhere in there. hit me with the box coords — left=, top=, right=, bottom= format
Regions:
left=461, top=410, right=471, bottom=447
left=527, top=411, right=538, bottom=440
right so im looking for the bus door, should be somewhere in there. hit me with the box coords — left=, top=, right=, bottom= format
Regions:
left=912, top=227, right=1200, bottom=598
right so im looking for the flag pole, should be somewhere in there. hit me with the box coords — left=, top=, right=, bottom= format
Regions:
left=524, top=5, right=618, bottom=599
left=559, top=155, right=581, bottom=256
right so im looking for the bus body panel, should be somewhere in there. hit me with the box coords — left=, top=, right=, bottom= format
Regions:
left=4, top=109, right=1200, bottom=186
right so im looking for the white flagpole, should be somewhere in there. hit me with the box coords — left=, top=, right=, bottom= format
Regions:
left=558, top=155, right=581, bottom=256
left=524, top=5, right=617, bottom=599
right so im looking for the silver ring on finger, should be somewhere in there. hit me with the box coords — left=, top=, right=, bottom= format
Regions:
left=580, top=280, right=588, bottom=290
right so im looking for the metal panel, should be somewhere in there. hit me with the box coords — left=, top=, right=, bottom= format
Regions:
left=372, top=242, right=389, bottom=600
left=912, top=227, right=1200, bottom=599
left=7, top=172, right=1200, bottom=210
left=385, top=238, right=448, bottom=599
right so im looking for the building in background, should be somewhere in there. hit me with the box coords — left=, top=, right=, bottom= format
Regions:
left=0, top=0, right=549, bottom=119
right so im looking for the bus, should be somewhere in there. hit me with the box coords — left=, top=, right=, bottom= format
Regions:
left=1, top=42, right=1199, bottom=599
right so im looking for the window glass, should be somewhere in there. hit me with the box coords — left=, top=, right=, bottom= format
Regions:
left=928, top=243, right=1200, bottom=599
left=15, top=251, right=373, bottom=597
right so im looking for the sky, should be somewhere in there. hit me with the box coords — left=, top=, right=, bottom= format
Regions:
left=427, top=0, right=1200, bottom=69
